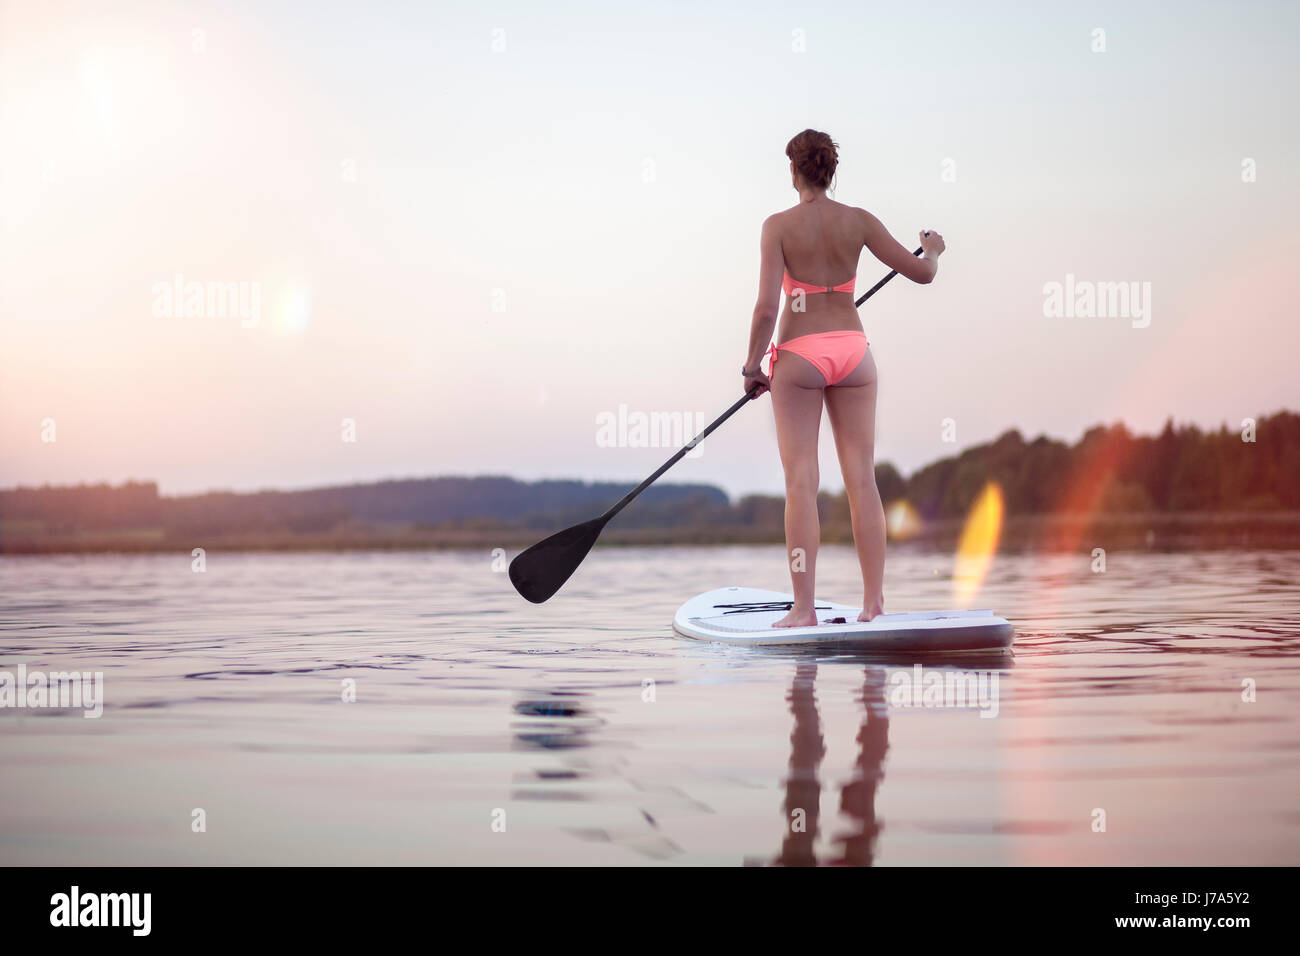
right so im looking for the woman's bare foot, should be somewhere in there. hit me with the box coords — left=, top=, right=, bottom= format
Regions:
left=773, top=606, right=818, bottom=628
left=857, top=597, right=885, bottom=622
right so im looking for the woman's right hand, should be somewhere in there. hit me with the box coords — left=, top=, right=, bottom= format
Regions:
left=743, top=365, right=771, bottom=398
left=920, top=229, right=945, bottom=258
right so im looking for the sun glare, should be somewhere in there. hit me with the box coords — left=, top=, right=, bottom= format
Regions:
left=953, top=481, right=1004, bottom=607
left=886, top=499, right=923, bottom=540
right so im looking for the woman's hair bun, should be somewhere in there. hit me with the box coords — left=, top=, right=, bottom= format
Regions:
left=785, top=129, right=839, bottom=189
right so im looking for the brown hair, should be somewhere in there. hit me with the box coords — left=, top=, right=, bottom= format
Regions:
left=785, top=129, right=839, bottom=189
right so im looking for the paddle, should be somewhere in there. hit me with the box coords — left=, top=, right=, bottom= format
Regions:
left=508, top=244, right=926, bottom=603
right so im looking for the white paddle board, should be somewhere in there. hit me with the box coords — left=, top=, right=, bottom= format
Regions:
left=673, top=587, right=1013, bottom=652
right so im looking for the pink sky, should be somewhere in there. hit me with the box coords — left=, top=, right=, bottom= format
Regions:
left=3, top=1, right=1298, bottom=498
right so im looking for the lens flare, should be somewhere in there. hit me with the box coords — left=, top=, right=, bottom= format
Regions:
left=953, top=481, right=1004, bottom=607
left=81, top=56, right=119, bottom=146
left=273, top=283, right=313, bottom=335
left=885, top=499, right=923, bottom=540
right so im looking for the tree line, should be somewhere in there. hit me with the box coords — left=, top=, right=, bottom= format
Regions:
left=2, top=410, right=1295, bottom=547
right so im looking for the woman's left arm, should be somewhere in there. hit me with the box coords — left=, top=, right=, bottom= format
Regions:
left=742, top=215, right=783, bottom=395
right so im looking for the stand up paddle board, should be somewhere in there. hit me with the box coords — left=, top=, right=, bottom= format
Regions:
left=673, top=587, right=1014, bottom=652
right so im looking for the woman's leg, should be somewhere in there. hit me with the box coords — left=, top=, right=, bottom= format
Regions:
left=770, top=350, right=827, bottom=627
left=823, top=348, right=886, bottom=621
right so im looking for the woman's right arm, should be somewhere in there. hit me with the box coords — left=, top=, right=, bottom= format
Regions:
left=860, top=210, right=943, bottom=284
left=741, top=215, right=784, bottom=395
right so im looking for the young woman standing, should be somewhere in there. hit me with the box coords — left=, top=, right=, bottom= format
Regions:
left=741, top=129, right=945, bottom=627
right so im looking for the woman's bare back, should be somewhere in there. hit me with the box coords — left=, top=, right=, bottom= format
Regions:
left=769, top=199, right=873, bottom=340
left=769, top=198, right=929, bottom=340
left=775, top=197, right=865, bottom=290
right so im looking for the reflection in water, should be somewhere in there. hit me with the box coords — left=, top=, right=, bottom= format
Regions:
left=512, top=691, right=594, bottom=751
left=511, top=689, right=686, bottom=860
left=511, top=692, right=598, bottom=802
left=830, top=669, right=890, bottom=866
left=772, top=664, right=890, bottom=867
left=776, top=664, right=824, bottom=866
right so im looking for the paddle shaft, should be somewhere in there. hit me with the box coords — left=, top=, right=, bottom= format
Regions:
left=856, top=245, right=924, bottom=307
left=600, top=243, right=926, bottom=524
left=601, top=385, right=761, bottom=523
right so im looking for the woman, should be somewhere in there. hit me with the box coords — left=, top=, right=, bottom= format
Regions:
left=742, top=129, right=945, bottom=627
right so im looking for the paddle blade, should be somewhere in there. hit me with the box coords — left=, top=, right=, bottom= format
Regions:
left=508, top=517, right=606, bottom=603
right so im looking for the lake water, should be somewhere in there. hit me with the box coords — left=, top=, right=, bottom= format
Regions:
left=2, top=547, right=1298, bottom=866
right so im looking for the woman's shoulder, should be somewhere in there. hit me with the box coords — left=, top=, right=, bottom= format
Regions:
left=760, top=206, right=798, bottom=238
left=836, top=200, right=875, bottom=219
left=837, top=203, right=884, bottom=236
left=764, top=200, right=873, bottom=229
left=763, top=202, right=815, bottom=230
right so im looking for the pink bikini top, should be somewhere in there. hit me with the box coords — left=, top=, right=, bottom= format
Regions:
left=782, top=270, right=855, bottom=297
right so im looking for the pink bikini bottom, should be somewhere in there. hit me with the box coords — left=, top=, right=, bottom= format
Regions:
left=767, top=330, right=869, bottom=386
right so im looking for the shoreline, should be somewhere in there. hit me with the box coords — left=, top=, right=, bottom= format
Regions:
left=3, top=511, right=1299, bottom=555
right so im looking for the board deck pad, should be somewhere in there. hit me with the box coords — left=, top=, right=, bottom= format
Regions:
left=673, top=587, right=1014, bottom=651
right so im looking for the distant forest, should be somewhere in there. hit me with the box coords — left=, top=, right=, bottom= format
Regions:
left=2, top=410, right=1297, bottom=553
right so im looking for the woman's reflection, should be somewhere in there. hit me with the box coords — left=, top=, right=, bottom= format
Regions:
left=773, top=663, right=890, bottom=866
left=776, top=663, right=825, bottom=865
